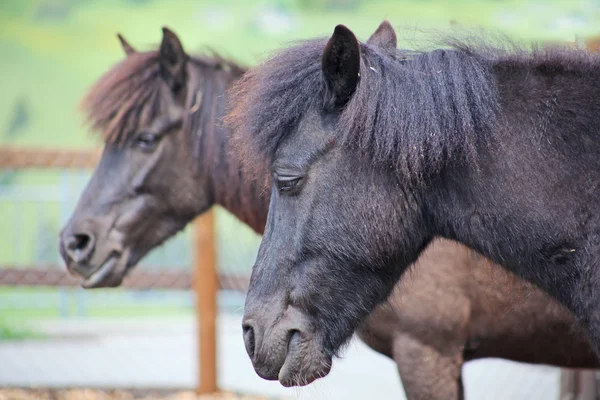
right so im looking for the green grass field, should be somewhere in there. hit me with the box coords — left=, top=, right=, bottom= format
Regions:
left=2, top=0, right=600, bottom=333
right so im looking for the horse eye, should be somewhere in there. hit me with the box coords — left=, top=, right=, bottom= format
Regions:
left=276, top=176, right=302, bottom=193
left=135, top=132, right=160, bottom=151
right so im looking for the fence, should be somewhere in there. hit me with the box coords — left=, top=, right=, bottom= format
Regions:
left=0, top=146, right=261, bottom=395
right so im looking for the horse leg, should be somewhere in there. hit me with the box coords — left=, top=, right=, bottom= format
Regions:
left=392, top=333, right=464, bottom=400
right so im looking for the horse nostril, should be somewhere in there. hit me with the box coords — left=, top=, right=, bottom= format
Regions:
left=64, top=232, right=94, bottom=263
left=243, top=323, right=256, bottom=360
left=69, top=234, right=90, bottom=251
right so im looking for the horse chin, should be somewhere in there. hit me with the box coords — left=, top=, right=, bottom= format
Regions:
left=81, top=250, right=131, bottom=289
left=278, top=332, right=332, bottom=387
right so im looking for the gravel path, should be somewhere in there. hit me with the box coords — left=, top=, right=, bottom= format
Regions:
left=0, top=389, right=275, bottom=400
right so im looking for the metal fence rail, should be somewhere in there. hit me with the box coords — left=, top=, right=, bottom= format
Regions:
left=0, top=266, right=249, bottom=290
left=0, top=146, right=100, bottom=168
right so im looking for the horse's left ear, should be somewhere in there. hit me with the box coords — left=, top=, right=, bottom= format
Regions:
left=117, top=33, right=137, bottom=57
left=367, top=20, right=397, bottom=50
left=322, top=24, right=361, bottom=107
left=159, top=26, right=188, bottom=93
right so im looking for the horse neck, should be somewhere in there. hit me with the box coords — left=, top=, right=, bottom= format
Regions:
left=209, top=130, right=270, bottom=235
left=194, top=67, right=269, bottom=235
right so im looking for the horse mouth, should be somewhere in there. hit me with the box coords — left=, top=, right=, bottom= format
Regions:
left=81, top=254, right=123, bottom=288
left=278, top=331, right=332, bottom=387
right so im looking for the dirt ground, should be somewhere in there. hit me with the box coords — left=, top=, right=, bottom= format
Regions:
left=0, top=389, right=278, bottom=400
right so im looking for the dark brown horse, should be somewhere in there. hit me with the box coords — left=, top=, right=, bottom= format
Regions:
left=59, top=27, right=597, bottom=400
left=228, top=20, right=600, bottom=388
left=59, top=28, right=266, bottom=287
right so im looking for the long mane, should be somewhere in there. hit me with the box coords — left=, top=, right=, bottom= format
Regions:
left=227, top=32, right=598, bottom=182
left=81, top=49, right=245, bottom=151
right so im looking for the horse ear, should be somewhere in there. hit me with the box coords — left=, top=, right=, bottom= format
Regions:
left=367, top=20, right=397, bottom=50
left=117, top=33, right=136, bottom=57
left=159, top=26, right=188, bottom=92
left=322, top=24, right=361, bottom=107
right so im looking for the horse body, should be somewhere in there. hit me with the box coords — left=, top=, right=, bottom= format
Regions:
left=359, top=239, right=597, bottom=400
left=432, top=58, right=600, bottom=313
left=427, top=65, right=600, bottom=364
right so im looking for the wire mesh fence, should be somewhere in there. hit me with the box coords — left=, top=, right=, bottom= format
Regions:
left=0, top=168, right=255, bottom=319
left=0, top=147, right=258, bottom=294
left=0, top=147, right=261, bottom=396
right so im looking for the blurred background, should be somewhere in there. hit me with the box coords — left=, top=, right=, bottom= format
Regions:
left=2, top=0, right=600, bottom=399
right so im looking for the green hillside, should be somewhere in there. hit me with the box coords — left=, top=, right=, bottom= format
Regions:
left=2, top=0, right=600, bottom=149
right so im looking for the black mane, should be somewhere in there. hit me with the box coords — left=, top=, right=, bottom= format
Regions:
left=228, top=34, right=598, bottom=181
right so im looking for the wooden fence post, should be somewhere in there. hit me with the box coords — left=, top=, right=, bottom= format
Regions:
left=194, top=210, right=218, bottom=394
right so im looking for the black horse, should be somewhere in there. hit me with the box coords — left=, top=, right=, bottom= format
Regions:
left=227, top=21, right=600, bottom=387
